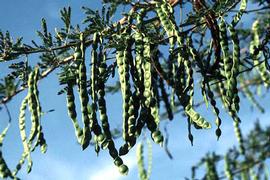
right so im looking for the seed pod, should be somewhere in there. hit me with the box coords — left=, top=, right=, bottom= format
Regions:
left=134, top=9, right=146, bottom=90
left=89, top=33, right=106, bottom=149
left=66, top=82, right=83, bottom=143
left=231, top=0, right=247, bottom=27
left=116, top=49, right=129, bottom=142
left=0, top=125, right=13, bottom=179
left=155, top=0, right=181, bottom=43
left=187, top=117, right=194, bottom=146
left=234, top=120, right=245, bottom=155
left=219, top=18, right=235, bottom=106
left=228, top=24, right=240, bottom=112
left=76, top=33, right=91, bottom=150
left=218, top=81, right=241, bottom=125
left=187, top=37, right=222, bottom=138
left=18, top=96, right=33, bottom=173
left=31, top=68, right=47, bottom=153
left=13, top=151, right=27, bottom=177
left=250, top=20, right=270, bottom=87
left=224, top=153, right=233, bottom=180
left=27, top=68, right=39, bottom=143
left=125, top=39, right=137, bottom=149
left=185, top=106, right=211, bottom=129
left=208, top=89, right=222, bottom=139
left=136, top=142, right=148, bottom=180
left=143, top=37, right=152, bottom=109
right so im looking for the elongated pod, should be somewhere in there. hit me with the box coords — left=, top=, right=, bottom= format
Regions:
left=66, top=82, right=83, bottom=143
left=0, top=125, right=14, bottom=179
left=76, top=33, right=92, bottom=150
left=250, top=20, right=270, bottom=87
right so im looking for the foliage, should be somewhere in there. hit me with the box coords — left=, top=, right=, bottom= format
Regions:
left=189, top=121, right=270, bottom=180
left=0, top=0, right=270, bottom=179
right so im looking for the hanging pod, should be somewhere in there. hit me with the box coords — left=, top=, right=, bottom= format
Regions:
left=89, top=33, right=106, bottom=149
left=187, top=37, right=222, bottom=138
left=17, top=96, right=33, bottom=173
left=228, top=24, right=240, bottom=112
left=234, top=120, right=245, bottom=155
left=224, top=153, right=233, bottom=180
left=66, top=82, right=83, bottom=143
left=0, top=124, right=14, bottom=179
left=185, top=105, right=211, bottom=129
left=136, top=141, right=152, bottom=180
left=231, top=0, right=247, bottom=27
left=31, top=67, right=47, bottom=153
left=15, top=67, right=46, bottom=176
left=76, top=33, right=92, bottom=150
left=27, top=68, right=40, bottom=144
left=143, top=37, right=163, bottom=146
left=219, top=18, right=235, bottom=106
left=116, top=49, right=129, bottom=143
left=250, top=20, right=270, bottom=87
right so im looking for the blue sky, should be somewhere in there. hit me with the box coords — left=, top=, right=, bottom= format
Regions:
left=0, top=1, right=269, bottom=180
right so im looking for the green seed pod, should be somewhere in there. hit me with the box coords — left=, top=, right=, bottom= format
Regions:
left=13, top=151, right=28, bottom=176
left=155, top=0, right=180, bottom=42
left=76, top=33, right=91, bottom=150
left=88, top=33, right=107, bottom=149
left=219, top=18, right=235, bottom=106
left=234, top=120, right=245, bottom=154
left=207, top=87, right=222, bottom=139
left=187, top=117, right=194, bottom=146
left=224, top=153, right=233, bottom=180
left=185, top=107, right=211, bottom=129
left=228, top=24, right=240, bottom=112
left=187, top=37, right=221, bottom=137
left=18, top=96, right=33, bottom=173
left=136, top=142, right=148, bottom=180
left=0, top=125, right=14, bottom=179
left=250, top=20, right=270, bottom=87
left=66, top=82, right=83, bottom=143
left=116, top=49, right=129, bottom=142
left=27, top=68, right=39, bottom=143
left=231, top=0, right=247, bottom=27
left=134, top=9, right=146, bottom=90
left=143, top=37, right=152, bottom=108
left=218, top=81, right=241, bottom=125
left=31, top=67, right=47, bottom=154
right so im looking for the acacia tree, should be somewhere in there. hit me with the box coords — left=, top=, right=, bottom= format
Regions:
left=0, top=0, right=270, bottom=179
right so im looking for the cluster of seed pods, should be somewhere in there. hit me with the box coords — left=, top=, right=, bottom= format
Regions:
left=3, top=0, right=266, bottom=178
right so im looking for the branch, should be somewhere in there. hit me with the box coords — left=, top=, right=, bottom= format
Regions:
left=0, top=55, right=74, bottom=105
